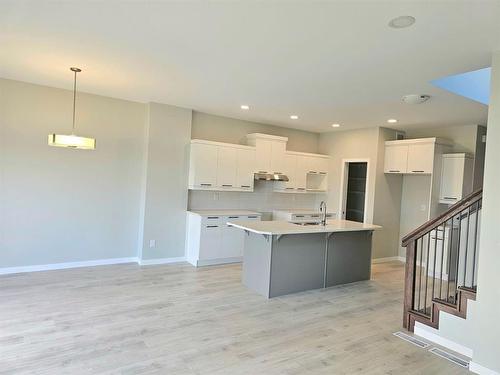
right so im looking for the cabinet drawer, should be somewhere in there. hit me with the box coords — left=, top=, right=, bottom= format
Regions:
left=201, top=216, right=222, bottom=226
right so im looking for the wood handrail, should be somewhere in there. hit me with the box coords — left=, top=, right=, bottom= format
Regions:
left=401, top=188, right=483, bottom=247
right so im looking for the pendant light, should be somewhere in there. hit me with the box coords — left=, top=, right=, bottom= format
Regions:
left=48, top=67, right=96, bottom=150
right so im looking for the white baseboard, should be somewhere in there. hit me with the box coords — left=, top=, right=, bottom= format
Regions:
left=470, top=361, right=500, bottom=375
left=0, top=257, right=139, bottom=275
left=414, top=322, right=473, bottom=358
left=372, top=256, right=405, bottom=264
left=138, top=257, right=186, bottom=266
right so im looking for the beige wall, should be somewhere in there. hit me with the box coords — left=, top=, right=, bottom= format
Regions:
left=192, top=111, right=319, bottom=153
left=0, top=78, right=146, bottom=267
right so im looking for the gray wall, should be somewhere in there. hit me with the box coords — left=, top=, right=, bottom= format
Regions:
left=405, top=124, right=480, bottom=154
left=0, top=78, right=146, bottom=267
left=139, top=103, right=192, bottom=260
left=192, top=111, right=319, bottom=153
left=468, top=51, right=500, bottom=373
left=318, top=127, right=401, bottom=259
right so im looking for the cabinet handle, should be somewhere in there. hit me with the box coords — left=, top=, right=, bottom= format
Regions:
left=228, top=216, right=239, bottom=219
left=222, top=184, right=233, bottom=187
left=285, top=187, right=294, bottom=190
left=241, top=185, right=251, bottom=188
left=319, top=172, right=327, bottom=175
left=273, top=172, right=282, bottom=174
left=295, top=215, right=305, bottom=218
left=309, top=171, right=318, bottom=174
left=207, top=216, right=219, bottom=219
left=206, top=225, right=219, bottom=228
left=443, top=197, right=457, bottom=200
left=297, top=188, right=306, bottom=191
left=412, top=170, right=425, bottom=173
left=200, top=183, right=212, bottom=186
left=389, top=170, right=400, bottom=173
left=258, top=171, right=268, bottom=174
left=247, top=216, right=258, bottom=219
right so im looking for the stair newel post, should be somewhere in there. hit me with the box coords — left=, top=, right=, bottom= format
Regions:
left=403, top=240, right=417, bottom=329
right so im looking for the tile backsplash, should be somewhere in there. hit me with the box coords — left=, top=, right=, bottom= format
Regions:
left=188, top=181, right=326, bottom=213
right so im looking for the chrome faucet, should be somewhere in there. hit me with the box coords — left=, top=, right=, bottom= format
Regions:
left=319, top=201, right=327, bottom=226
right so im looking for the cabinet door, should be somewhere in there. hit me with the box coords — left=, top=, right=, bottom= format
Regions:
left=216, top=146, right=237, bottom=188
left=316, top=157, right=329, bottom=175
left=384, top=145, right=408, bottom=173
left=440, top=157, right=464, bottom=203
left=306, top=156, right=329, bottom=175
left=189, top=143, right=218, bottom=188
left=270, top=141, right=287, bottom=174
left=295, top=155, right=308, bottom=191
left=222, top=225, right=245, bottom=258
left=236, top=148, right=256, bottom=191
left=407, top=143, right=434, bottom=174
left=199, top=224, right=222, bottom=260
left=282, top=154, right=297, bottom=191
left=254, top=139, right=272, bottom=173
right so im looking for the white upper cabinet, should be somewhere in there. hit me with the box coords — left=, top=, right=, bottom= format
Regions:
left=189, top=134, right=329, bottom=193
left=189, top=140, right=255, bottom=192
left=295, top=155, right=309, bottom=192
left=439, top=153, right=474, bottom=204
left=384, top=144, right=408, bottom=173
left=216, top=146, right=237, bottom=188
left=188, top=142, right=218, bottom=188
left=407, top=143, right=434, bottom=174
left=246, top=134, right=288, bottom=174
left=236, top=148, right=256, bottom=191
left=270, top=141, right=287, bottom=174
left=384, top=138, right=452, bottom=175
left=253, top=139, right=273, bottom=173
left=306, top=156, right=328, bottom=175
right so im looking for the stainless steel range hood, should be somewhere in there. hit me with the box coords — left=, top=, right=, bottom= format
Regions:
left=254, top=172, right=289, bottom=182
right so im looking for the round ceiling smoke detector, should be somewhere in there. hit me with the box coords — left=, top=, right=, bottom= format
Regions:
left=402, top=94, right=430, bottom=105
left=388, top=16, right=416, bottom=29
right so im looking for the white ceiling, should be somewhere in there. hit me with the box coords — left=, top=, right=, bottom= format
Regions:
left=1, top=1, right=499, bottom=133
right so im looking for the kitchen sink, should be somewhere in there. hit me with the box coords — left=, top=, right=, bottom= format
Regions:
left=291, top=221, right=323, bottom=226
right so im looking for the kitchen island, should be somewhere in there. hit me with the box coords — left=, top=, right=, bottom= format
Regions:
left=227, top=219, right=381, bottom=298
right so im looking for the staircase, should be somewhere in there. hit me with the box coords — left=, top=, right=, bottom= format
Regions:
left=401, top=189, right=482, bottom=331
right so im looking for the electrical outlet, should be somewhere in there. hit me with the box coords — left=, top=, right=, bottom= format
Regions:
left=149, top=239, right=156, bottom=248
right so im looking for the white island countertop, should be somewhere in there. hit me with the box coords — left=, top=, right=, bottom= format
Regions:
left=227, top=219, right=381, bottom=235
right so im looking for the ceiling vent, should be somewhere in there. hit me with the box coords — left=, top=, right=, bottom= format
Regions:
left=402, top=94, right=430, bottom=105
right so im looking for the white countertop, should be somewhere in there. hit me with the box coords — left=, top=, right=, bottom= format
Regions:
left=227, top=219, right=381, bottom=235
left=188, top=210, right=262, bottom=217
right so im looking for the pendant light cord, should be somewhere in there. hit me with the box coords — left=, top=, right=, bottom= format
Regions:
left=72, top=69, right=77, bottom=135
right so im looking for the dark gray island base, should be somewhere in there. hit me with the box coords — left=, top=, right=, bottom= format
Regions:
left=228, top=220, right=381, bottom=298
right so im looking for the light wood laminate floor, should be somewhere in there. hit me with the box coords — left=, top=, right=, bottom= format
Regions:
left=0, top=261, right=468, bottom=374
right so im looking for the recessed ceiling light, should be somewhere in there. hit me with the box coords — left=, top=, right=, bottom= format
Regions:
left=387, top=119, right=398, bottom=123
left=388, top=15, right=416, bottom=29
left=290, top=115, right=299, bottom=120
left=240, top=105, right=250, bottom=110
left=331, top=123, right=340, bottom=128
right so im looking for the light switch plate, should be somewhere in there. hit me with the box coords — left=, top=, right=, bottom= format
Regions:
left=149, top=239, right=156, bottom=248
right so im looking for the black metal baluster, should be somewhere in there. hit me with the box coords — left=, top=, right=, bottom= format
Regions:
left=424, top=232, right=431, bottom=315
left=418, top=238, right=424, bottom=312
left=446, top=217, right=454, bottom=303
left=463, top=206, right=471, bottom=288
left=439, top=220, right=446, bottom=300
left=432, top=228, right=438, bottom=300
left=454, top=211, right=463, bottom=303
left=471, top=200, right=480, bottom=288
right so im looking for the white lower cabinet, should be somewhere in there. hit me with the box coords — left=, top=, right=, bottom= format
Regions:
left=186, top=211, right=261, bottom=267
